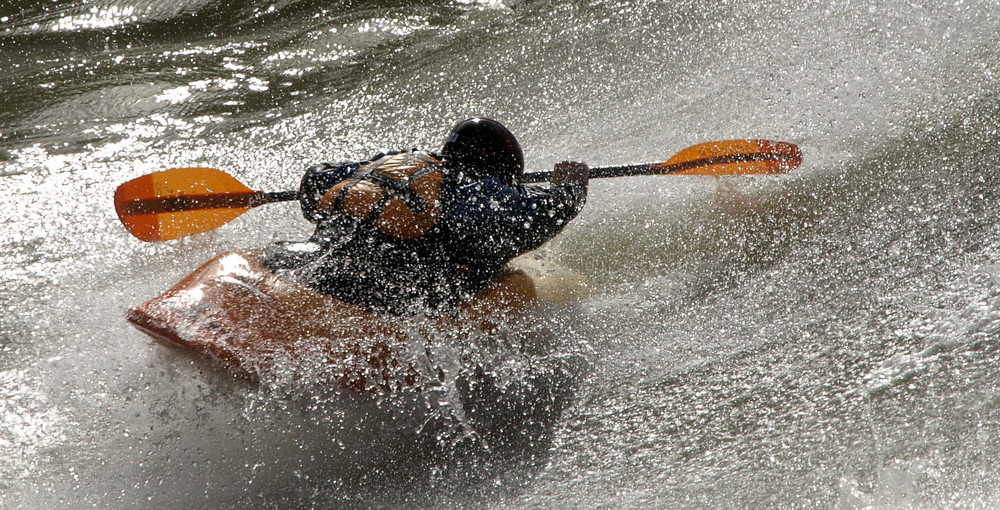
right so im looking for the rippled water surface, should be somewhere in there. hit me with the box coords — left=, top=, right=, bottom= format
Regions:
left=2, top=0, right=1000, bottom=508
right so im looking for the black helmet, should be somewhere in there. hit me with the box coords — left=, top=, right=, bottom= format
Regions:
left=440, top=118, right=524, bottom=185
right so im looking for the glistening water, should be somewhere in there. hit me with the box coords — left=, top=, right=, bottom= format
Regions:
left=2, top=0, right=1000, bottom=508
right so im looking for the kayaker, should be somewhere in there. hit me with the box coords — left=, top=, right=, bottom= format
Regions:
left=262, top=117, right=589, bottom=315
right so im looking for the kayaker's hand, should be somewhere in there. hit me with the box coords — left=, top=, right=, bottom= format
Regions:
left=552, top=161, right=589, bottom=186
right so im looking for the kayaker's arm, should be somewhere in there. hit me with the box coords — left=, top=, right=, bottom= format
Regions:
left=551, top=160, right=590, bottom=187
left=298, top=161, right=364, bottom=223
left=298, top=150, right=422, bottom=222
left=444, top=163, right=588, bottom=264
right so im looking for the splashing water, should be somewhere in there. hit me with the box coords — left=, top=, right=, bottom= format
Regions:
left=3, top=0, right=1000, bottom=507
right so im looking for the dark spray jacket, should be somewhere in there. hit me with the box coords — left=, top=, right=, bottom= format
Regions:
left=263, top=150, right=586, bottom=315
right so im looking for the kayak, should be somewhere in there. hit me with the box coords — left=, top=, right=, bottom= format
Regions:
left=127, top=249, right=590, bottom=392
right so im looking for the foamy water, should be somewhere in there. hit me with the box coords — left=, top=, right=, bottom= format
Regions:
left=3, top=0, right=1000, bottom=507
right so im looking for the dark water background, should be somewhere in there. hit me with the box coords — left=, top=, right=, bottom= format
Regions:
left=2, top=0, right=1000, bottom=508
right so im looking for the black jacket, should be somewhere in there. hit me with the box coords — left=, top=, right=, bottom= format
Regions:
left=263, top=152, right=586, bottom=315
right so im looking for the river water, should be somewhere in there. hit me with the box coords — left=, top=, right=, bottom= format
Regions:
left=2, top=0, right=1000, bottom=508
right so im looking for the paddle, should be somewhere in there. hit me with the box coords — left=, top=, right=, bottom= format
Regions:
left=115, top=139, right=802, bottom=242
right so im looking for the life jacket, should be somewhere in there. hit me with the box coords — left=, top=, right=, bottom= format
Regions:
left=316, top=151, right=444, bottom=240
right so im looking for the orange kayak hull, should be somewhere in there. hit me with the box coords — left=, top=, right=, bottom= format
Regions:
left=127, top=250, right=585, bottom=392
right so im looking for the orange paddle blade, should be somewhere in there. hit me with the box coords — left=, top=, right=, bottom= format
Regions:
left=114, top=167, right=257, bottom=242
left=662, top=139, right=802, bottom=176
